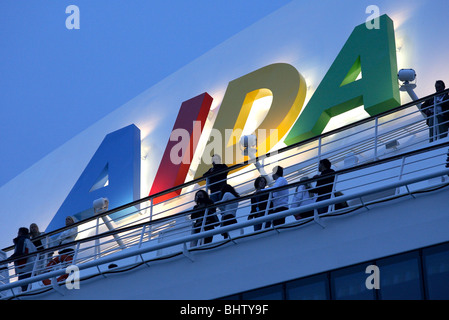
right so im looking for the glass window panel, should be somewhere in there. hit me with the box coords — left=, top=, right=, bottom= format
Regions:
left=331, top=263, right=376, bottom=300
left=377, top=252, right=423, bottom=300
left=286, top=274, right=329, bottom=300
left=423, top=243, right=449, bottom=300
left=242, top=284, right=284, bottom=300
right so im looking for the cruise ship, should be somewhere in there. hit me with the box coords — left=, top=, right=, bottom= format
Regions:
left=1, top=1, right=449, bottom=302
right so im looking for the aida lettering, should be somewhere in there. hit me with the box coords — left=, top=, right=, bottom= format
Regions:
left=49, top=15, right=401, bottom=230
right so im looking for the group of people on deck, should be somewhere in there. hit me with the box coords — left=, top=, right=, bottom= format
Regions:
left=190, top=79, right=449, bottom=246
left=7, top=215, right=78, bottom=292
left=190, top=154, right=338, bottom=246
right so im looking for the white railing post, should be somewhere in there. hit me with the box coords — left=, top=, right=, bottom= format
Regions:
left=95, top=216, right=101, bottom=259
left=149, top=198, right=154, bottom=222
left=329, top=173, right=338, bottom=212
left=374, top=117, right=379, bottom=160
left=135, top=225, right=148, bottom=263
left=395, top=156, right=407, bottom=195
left=30, top=252, right=40, bottom=277
left=147, top=198, right=154, bottom=240
left=138, top=225, right=147, bottom=248
left=264, top=192, right=273, bottom=229
left=199, top=208, right=208, bottom=246
left=318, top=137, right=322, bottom=163
left=313, top=209, right=325, bottom=228
left=433, top=100, right=438, bottom=140
left=73, top=242, right=80, bottom=264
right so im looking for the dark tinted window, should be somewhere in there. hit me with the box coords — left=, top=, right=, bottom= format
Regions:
left=423, top=243, right=449, bottom=300
left=377, top=252, right=423, bottom=300
left=242, top=284, right=284, bottom=300
left=286, top=274, right=329, bottom=300
left=330, top=263, right=376, bottom=300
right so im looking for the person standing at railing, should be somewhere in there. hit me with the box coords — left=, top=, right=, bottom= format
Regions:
left=310, top=159, right=336, bottom=214
left=420, top=80, right=449, bottom=142
left=217, top=184, right=239, bottom=239
left=202, top=154, right=229, bottom=202
left=29, top=223, right=46, bottom=251
left=53, top=216, right=78, bottom=257
left=10, top=227, right=36, bottom=292
left=29, top=223, right=48, bottom=274
left=291, top=176, right=316, bottom=220
left=248, top=176, right=269, bottom=231
left=40, top=216, right=78, bottom=286
left=265, top=166, right=289, bottom=228
left=190, top=190, right=219, bottom=246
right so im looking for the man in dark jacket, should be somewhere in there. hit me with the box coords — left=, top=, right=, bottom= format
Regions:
left=202, top=154, right=229, bottom=202
left=420, top=80, right=449, bottom=142
left=311, top=159, right=336, bottom=214
left=11, top=227, right=36, bottom=291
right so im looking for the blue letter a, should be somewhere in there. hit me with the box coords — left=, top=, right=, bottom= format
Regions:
left=46, top=124, right=141, bottom=232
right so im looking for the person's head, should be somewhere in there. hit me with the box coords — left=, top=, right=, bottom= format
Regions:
left=254, top=176, right=267, bottom=190
left=18, top=227, right=29, bottom=237
left=318, top=159, right=331, bottom=172
left=435, top=80, right=446, bottom=93
left=195, top=190, right=210, bottom=204
left=65, top=216, right=75, bottom=226
left=272, top=166, right=284, bottom=180
left=211, top=154, right=222, bottom=166
left=29, top=223, right=39, bottom=235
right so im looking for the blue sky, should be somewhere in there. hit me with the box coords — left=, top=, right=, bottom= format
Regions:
left=0, top=0, right=292, bottom=187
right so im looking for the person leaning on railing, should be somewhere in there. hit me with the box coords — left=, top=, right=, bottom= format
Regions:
left=52, top=216, right=78, bottom=257
left=10, top=227, right=37, bottom=292
left=248, top=176, right=269, bottom=231
left=310, top=159, right=336, bottom=214
left=29, top=223, right=48, bottom=274
left=291, top=176, right=316, bottom=220
left=420, top=80, right=449, bottom=142
left=190, top=190, right=219, bottom=246
left=202, top=154, right=229, bottom=202
left=217, top=184, right=239, bottom=239
left=265, top=166, right=289, bottom=228
left=29, top=223, right=47, bottom=251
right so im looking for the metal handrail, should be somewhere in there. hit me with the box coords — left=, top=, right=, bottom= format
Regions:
left=3, top=138, right=448, bottom=267
left=1, top=138, right=448, bottom=264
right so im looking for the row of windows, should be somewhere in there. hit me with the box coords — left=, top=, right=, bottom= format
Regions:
left=220, top=242, right=449, bottom=300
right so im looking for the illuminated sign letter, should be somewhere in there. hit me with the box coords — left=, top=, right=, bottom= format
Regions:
left=195, top=63, right=306, bottom=179
left=150, top=93, right=213, bottom=204
left=46, top=124, right=141, bottom=232
left=284, top=14, right=400, bottom=145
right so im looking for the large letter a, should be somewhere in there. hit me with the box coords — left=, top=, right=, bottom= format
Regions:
left=46, top=124, right=141, bottom=232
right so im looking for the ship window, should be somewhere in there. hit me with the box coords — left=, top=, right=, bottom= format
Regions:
left=376, top=252, right=423, bottom=300
left=286, top=274, right=329, bottom=300
left=241, top=284, right=284, bottom=300
left=330, top=263, right=376, bottom=300
left=422, top=243, right=449, bottom=300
